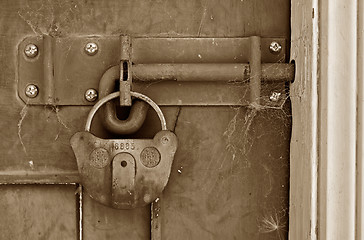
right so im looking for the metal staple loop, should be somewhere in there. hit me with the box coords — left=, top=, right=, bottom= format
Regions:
left=85, top=91, right=167, bottom=132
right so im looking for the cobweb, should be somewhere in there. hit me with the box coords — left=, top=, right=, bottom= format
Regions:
left=16, top=2, right=292, bottom=238
left=221, top=60, right=292, bottom=239
left=18, top=0, right=82, bottom=37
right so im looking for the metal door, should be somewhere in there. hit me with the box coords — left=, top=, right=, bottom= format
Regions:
left=0, top=0, right=291, bottom=239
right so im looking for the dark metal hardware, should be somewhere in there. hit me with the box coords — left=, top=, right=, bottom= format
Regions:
left=17, top=35, right=293, bottom=107
left=249, top=36, right=262, bottom=106
left=99, top=65, right=149, bottom=135
left=119, top=35, right=132, bottom=106
left=131, top=63, right=293, bottom=82
left=71, top=91, right=177, bottom=209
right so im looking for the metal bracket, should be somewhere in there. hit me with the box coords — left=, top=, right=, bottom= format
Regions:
left=18, top=35, right=293, bottom=106
left=119, top=35, right=132, bottom=106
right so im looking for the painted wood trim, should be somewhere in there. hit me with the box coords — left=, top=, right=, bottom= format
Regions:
left=319, top=1, right=357, bottom=239
left=289, top=0, right=319, bottom=239
left=291, top=1, right=363, bottom=239
left=357, top=0, right=364, bottom=239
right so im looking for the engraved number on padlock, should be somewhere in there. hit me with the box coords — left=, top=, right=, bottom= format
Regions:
left=70, top=91, right=178, bottom=209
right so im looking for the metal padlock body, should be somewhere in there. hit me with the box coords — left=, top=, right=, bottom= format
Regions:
left=71, top=130, right=177, bottom=209
left=70, top=91, right=177, bottom=209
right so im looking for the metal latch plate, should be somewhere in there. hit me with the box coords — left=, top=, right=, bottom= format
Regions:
left=18, top=36, right=288, bottom=106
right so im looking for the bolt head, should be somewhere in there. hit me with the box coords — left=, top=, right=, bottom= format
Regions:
left=85, top=88, right=98, bottom=102
left=24, top=44, right=38, bottom=58
left=84, top=42, right=98, bottom=56
left=25, top=84, right=39, bottom=98
left=269, top=41, right=282, bottom=54
left=269, top=92, right=281, bottom=102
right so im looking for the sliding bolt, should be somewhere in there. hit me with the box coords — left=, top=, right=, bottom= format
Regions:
left=85, top=88, right=98, bottom=102
left=24, top=44, right=38, bottom=58
left=25, top=84, right=39, bottom=98
left=84, top=42, right=98, bottom=56
left=269, top=41, right=282, bottom=54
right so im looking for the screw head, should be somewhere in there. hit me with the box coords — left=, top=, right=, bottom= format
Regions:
left=85, top=88, right=98, bottom=102
left=84, top=42, right=98, bottom=56
left=269, top=41, right=282, bottom=54
left=269, top=91, right=281, bottom=102
left=25, top=84, right=39, bottom=98
left=24, top=44, right=38, bottom=58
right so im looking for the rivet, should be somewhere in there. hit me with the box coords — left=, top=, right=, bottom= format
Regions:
left=161, top=136, right=169, bottom=144
left=140, top=147, right=161, bottom=168
left=25, top=84, right=39, bottom=98
left=24, top=44, right=38, bottom=58
left=84, top=42, right=98, bottom=56
left=269, top=41, right=282, bottom=54
left=85, top=88, right=98, bottom=102
left=90, top=147, right=109, bottom=169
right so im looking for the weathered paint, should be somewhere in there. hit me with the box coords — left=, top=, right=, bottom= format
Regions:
left=71, top=130, right=177, bottom=209
left=319, top=1, right=357, bottom=239
left=159, top=106, right=291, bottom=239
left=83, top=189, right=151, bottom=240
left=0, top=0, right=290, bottom=182
left=17, top=36, right=290, bottom=106
left=289, top=0, right=319, bottom=239
left=357, top=0, right=364, bottom=238
left=0, top=185, right=78, bottom=239
left=0, top=0, right=291, bottom=239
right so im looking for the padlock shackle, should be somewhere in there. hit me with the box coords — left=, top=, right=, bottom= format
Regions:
left=85, top=91, right=167, bottom=132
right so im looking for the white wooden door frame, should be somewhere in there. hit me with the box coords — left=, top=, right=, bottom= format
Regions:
left=290, top=0, right=363, bottom=239
left=357, top=0, right=364, bottom=238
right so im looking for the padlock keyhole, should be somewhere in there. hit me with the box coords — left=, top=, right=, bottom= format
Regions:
left=121, top=160, right=127, bottom=167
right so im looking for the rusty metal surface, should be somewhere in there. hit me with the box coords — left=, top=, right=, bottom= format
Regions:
left=99, top=66, right=150, bottom=135
left=112, top=152, right=136, bottom=206
left=119, top=35, right=132, bottom=106
left=100, top=65, right=290, bottom=107
left=17, top=36, right=288, bottom=106
left=160, top=105, right=291, bottom=239
left=83, top=191, right=150, bottom=240
left=121, top=102, right=291, bottom=239
left=0, top=0, right=290, bottom=239
left=71, top=130, right=177, bottom=209
left=249, top=36, right=262, bottom=105
left=131, top=38, right=286, bottom=63
left=0, top=0, right=290, bottom=184
left=135, top=81, right=287, bottom=107
left=0, top=185, right=78, bottom=239
left=133, top=63, right=294, bottom=82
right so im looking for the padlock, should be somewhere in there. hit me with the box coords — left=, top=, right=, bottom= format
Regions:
left=70, top=91, right=177, bottom=209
